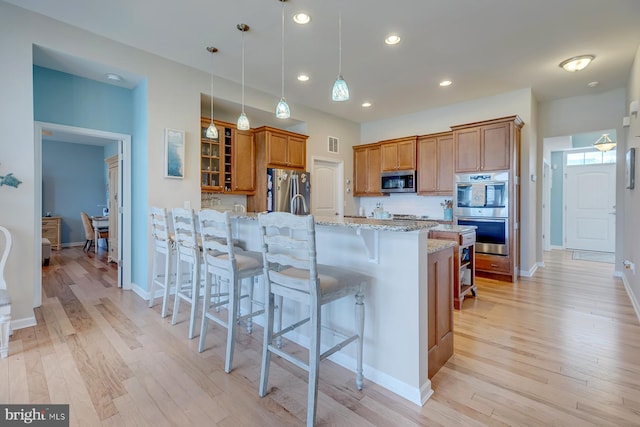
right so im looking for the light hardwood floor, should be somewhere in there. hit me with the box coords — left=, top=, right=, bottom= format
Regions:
left=2, top=247, right=640, bottom=426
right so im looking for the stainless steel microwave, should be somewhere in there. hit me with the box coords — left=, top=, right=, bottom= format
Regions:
left=381, top=170, right=416, bottom=193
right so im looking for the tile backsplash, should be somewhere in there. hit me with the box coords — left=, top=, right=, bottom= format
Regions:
left=357, top=194, right=452, bottom=220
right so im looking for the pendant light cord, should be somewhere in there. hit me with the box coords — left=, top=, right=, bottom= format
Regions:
left=210, top=65, right=214, bottom=125
left=338, top=11, right=342, bottom=76
left=281, top=1, right=285, bottom=99
left=241, top=29, right=246, bottom=114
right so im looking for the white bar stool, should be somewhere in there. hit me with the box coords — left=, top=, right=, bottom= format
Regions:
left=197, top=209, right=264, bottom=373
left=257, top=212, right=367, bottom=427
left=148, top=207, right=175, bottom=318
left=171, top=208, right=202, bottom=339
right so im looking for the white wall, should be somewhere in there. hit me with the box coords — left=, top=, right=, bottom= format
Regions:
left=624, top=44, right=640, bottom=312
left=537, top=88, right=627, bottom=270
left=0, top=2, right=360, bottom=326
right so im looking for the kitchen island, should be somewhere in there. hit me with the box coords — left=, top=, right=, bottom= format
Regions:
left=230, top=213, right=439, bottom=405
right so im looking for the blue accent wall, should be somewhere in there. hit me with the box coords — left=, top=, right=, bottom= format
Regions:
left=550, top=151, right=564, bottom=246
left=33, top=66, right=133, bottom=134
left=42, top=140, right=109, bottom=244
left=132, top=81, right=148, bottom=290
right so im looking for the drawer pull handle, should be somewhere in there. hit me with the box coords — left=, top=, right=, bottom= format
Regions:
left=490, top=263, right=498, bottom=267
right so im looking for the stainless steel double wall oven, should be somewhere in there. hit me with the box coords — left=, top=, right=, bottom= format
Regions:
left=454, top=171, right=509, bottom=256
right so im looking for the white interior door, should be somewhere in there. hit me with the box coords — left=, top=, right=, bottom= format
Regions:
left=312, top=159, right=343, bottom=216
left=565, top=163, right=616, bottom=252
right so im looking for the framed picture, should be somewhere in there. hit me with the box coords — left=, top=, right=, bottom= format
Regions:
left=626, top=147, right=635, bottom=189
left=164, top=128, right=185, bottom=179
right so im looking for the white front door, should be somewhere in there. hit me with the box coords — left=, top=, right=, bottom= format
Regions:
left=312, top=159, right=343, bottom=217
left=565, top=163, right=616, bottom=252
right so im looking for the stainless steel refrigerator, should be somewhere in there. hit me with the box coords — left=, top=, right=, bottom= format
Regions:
left=267, top=168, right=311, bottom=215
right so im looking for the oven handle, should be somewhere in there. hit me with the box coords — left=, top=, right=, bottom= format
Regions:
left=456, top=216, right=508, bottom=223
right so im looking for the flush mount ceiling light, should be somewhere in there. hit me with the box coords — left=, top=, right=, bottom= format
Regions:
left=559, top=55, right=595, bottom=72
left=275, top=0, right=290, bottom=119
left=106, top=73, right=123, bottom=82
left=293, top=12, right=310, bottom=24
left=332, top=11, right=349, bottom=102
left=205, top=46, right=219, bottom=140
left=384, top=34, right=401, bottom=45
left=361, top=102, right=372, bottom=108
left=297, top=73, right=309, bottom=82
left=237, top=23, right=250, bottom=131
left=439, top=80, right=452, bottom=87
left=593, top=133, right=616, bottom=152
left=588, top=81, right=600, bottom=88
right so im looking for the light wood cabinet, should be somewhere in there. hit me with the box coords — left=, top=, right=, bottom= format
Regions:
left=200, top=118, right=255, bottom=194
left=106, top=155, right=119, bottom=263
left=254, top=126, right=306, bottom=171
left=380, top=137, right=416, bottom=171
left=247, top=126, right=309, bottom=212
left=427, top=244, right=454, bottom=379
left=353, top=143, right=384, bottom=196
left=429, top=229, right=477, bottom=310
left=417, top=132, right=453, bottom=195
left=452, top=116, right=523, bottom=173
left=42, top=216, right=61, bottom=250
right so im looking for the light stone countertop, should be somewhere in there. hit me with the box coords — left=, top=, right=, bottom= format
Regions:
left=429, top=223, right=477, bottom=233
left=427, top=239, right=457, bottom=254
left=231, top=212, right=439, bottom=232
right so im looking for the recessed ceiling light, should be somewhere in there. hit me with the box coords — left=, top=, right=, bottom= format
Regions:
left=588, top=81, right=599, bottom=88
left=384, top=34, right=401, bottom=45
left=559, top=55, right=595, bottom=72
left=362, top=102, right=372, bottom=108
left=297, top=74, right=310, bottom=82
left=106, top=73, right=123, bottom=82
left=293, top=12, right=311, bottom=24
left=439, top=80, right=452, bottom=87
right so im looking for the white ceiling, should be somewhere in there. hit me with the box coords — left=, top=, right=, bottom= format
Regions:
left=10, top=0, right=640, bottom=125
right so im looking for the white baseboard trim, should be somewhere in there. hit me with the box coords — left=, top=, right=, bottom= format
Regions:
left=518, top=262, right=539, bottom=278
left=621, top=273, right=640, bottom=323
left=550, top=245, right=564, bottom=250
left=11, top=315, right=37, bottom=331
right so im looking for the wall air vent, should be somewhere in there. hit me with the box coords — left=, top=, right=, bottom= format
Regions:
left=328, top=136, right=339, bottom=153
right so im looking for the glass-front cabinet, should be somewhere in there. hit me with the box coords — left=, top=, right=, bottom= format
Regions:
left=201, top=119, right=223, bottom=191
left=200, top=118, right=255, bottom=194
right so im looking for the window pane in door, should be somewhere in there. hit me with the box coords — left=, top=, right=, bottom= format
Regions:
left=567, top=153, right=584, bottom=165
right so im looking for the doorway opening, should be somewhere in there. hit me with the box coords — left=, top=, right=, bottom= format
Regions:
left=34, top=122, right=132, bottom=307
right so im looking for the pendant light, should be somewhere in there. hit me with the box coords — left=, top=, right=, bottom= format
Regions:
left=593, top=133, right=616, bottom=152
left=332, top=11, right=349, bottom=101
left=275, top=0, right=290, bottom=119
left=205, top=46, right=219, bottom=139
left=237, top=23, right=251, bottom=130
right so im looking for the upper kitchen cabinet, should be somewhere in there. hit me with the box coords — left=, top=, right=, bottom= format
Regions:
left=452, top=116, right=523, bottom=173
left=353, top=143, right=385, bottom=196
left=417, top=132, right=453, bottom=195
left=254, top=126, right=307, bottom=171
left=200, top=118, right=255, bottom=194
left=247, top=126, right=309, bottom=213
left=380, top=136, right=417, bottom=171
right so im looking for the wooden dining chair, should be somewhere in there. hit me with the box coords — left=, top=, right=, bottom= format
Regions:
left=80, top=211, right=108, bottom=252
left=257, top=212, right=367, bottom=426
left=197, top=209, right=264, bottom=373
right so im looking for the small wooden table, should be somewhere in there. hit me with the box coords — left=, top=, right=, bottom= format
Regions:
left=92, top=216, right=109, bottom=253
